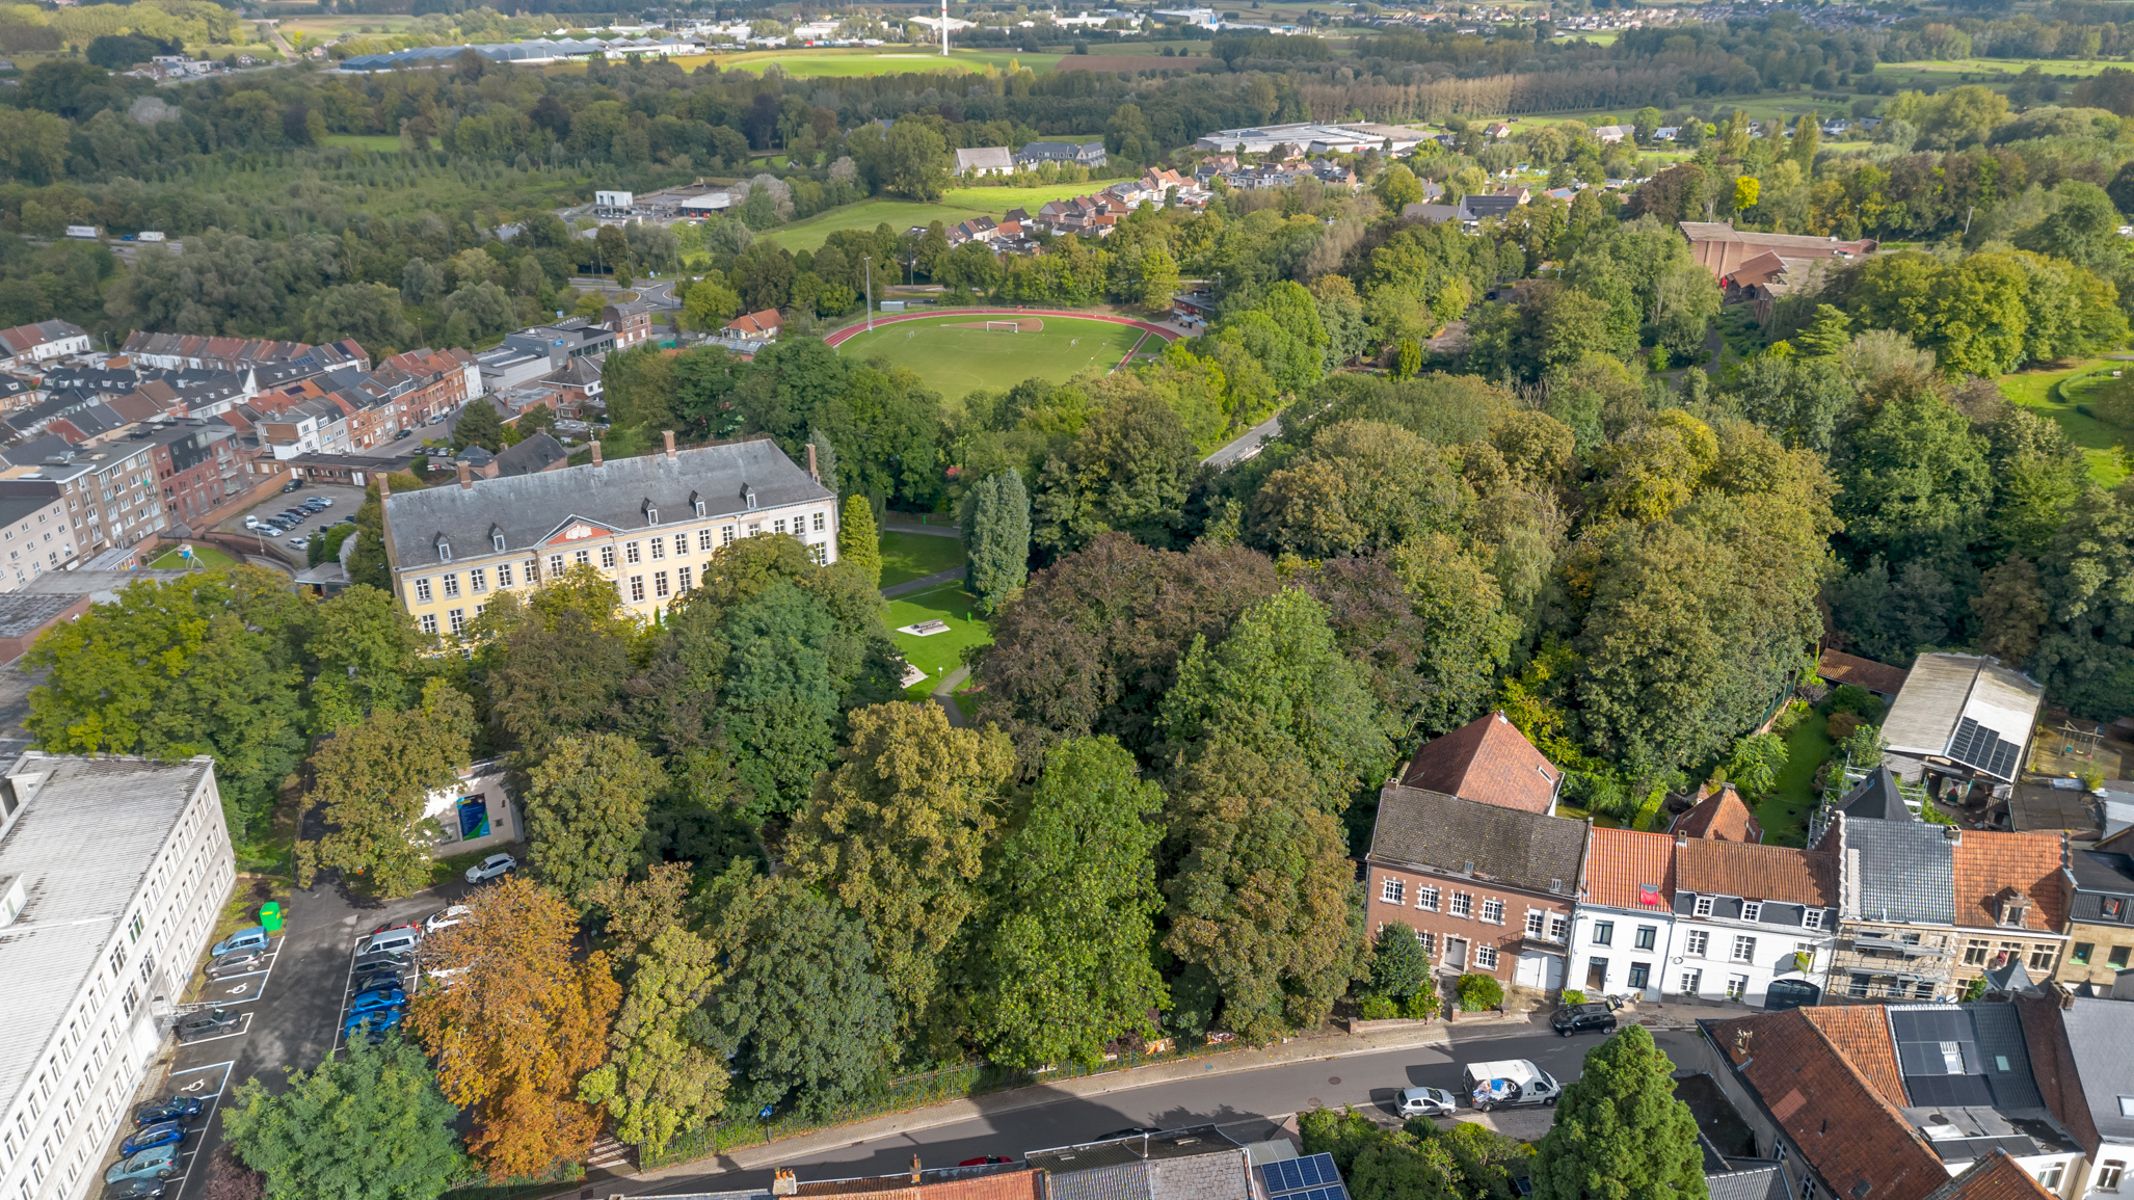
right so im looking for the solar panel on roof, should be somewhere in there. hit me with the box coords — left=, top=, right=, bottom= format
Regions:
left=1256, top=1154, right=1350, bottom=1200
left=1947, top=718, right=2020, bottom=779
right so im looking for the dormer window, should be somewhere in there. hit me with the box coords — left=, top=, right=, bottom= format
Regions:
left=692, top=493, right=707, bottom=518
left=744, top=485, right=758, bottom=511
left=1741, top=901, right=1762, bottom=923
left=436, top=538, right=452, bottom=564
left=643, top=499, right=659, bottom=526
left=493, top=533, right=506, bottom=553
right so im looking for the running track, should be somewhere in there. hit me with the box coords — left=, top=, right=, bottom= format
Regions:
left=821, top=307, right=1182, bottom=352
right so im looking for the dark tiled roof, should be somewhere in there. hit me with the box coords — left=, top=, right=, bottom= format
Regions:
left=493, top=432, right=569, bottom=477
left=1369, top=785, right=1585, bottom=897
left=2058, top=996, right=2134, bottom=1146
left=1821, top=648, right=1910, bottom=696
left=1838, top=769, right=1914, bottom=822
left=1397, top=712, right=1559, bottom=814
left=2015, top=993, right=2103, bottom=1155
left=382, top=436, right=829, bottom=569
left=1842, top=817, right=1956, bottom=924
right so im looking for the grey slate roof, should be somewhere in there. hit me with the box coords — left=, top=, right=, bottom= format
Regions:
left=1031, top=1132, right=1255, bottom=1200
left=493, top=432, right=569, bottom=478
left=382, top=436, right=829, bottom=570
left=0, top=593, right=84, bottom=638
left=1369, top=784, right=1587, bottom=897
left=1705, top=1166, right=1788, bottom=1200
left=2061, top=997, right=2134, bottom=1144
left=1842, top=816, right=1956, bottom=924
left=1837, top=768, right=1914, bottom=822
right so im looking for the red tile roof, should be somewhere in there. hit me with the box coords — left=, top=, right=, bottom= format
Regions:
left=1582, top=826, right=1676, bottom=911
left=1672, top=783, right=1763, bottom=843
left=1398, top=712, right=1559, bottom=814
left=1820, top=647, right=1911, bottom=697
left=1951, top=830, right=2070, bottom=933
left=726, top=308, right=783, bottom=336
left=1708, top=1006, right=1946, bottom=1200
left=1926, top=1152, right=2056, bottom=1200
left=1675, top=838, right=1836, bottom=908
left=794, top=1169, right=1043, bottom=1200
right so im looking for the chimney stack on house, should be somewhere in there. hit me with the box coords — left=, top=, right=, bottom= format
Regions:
left=806, top=441, right=818, bottom=481
left=590, top=440, right=603, bottom=467
left=458, top=461, right=472, bottom=489
left=663, top=429, right=676, bottom=459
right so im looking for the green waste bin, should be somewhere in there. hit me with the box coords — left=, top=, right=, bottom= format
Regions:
left=259, top=901, right=283, bottom=934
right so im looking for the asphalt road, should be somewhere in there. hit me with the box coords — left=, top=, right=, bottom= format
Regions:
left=1202, top=412, right=1283, bottom=470
left=610, top=1026, right=1708, bottom=1198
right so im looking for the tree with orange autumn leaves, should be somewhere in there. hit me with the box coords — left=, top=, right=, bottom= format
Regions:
left=407, top=876, right=620, bottom=1181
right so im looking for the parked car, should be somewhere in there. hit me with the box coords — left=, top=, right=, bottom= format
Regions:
left=464, top=853, right=516, bottom=885
left=344, top=1008, right=403, bottom=1038
left=104, top=1145, right=179, bottom=1185
left=210, top=927, right=268, bottom=957
left=352, top=947, right=413, bottom=973
left=102, top=1178, right=167, bottom=1200
left=315, top=497, right=335, bottom=507
left=1396, top=1086, right=1457, bottom=1118
left=1550, top=1003, right=1618, bottom=1037
left=360, top=926, right=421, bottom=956
left=280, top=481, right=300, bottom=493
left=351, top=969, right=408, bottom=996
left=133, top=1097, right=202, bottom=1127
left=423, top=905, right=471, bottom=932
left=119, top=1123, right=185, bottom=1156
left=205, top=951, right=265, bottom=978
left=349, top=986, right=407, bottom=1013
left=287, top=537, right=309, bottom=551
left=173, top=1008, right=240, bottom=1041
left=242, top=516, right=262, bottom=529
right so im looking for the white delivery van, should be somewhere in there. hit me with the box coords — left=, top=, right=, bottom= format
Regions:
left=1461, top=1059, right=1562, bottom=1111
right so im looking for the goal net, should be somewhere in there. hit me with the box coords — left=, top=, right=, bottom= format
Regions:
left=984, top=320, right=1022, bottom=333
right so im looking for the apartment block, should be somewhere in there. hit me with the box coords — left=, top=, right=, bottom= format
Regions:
left=0, top=493, right=78, bottom=592
left=0, top=755, right=235, bottom=1200
left=0, top=442, right=163, bottom=555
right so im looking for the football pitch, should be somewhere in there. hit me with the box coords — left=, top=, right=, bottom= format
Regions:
left=829, top=312, right=1157, bottom=398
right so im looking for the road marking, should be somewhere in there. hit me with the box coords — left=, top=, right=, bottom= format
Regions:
left=174, top=1013, right=252, bottom=1047
left=170, top=1062, right=236, bottom=1200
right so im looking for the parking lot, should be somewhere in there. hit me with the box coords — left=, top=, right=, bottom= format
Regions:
left=217, top=482, right=365, bottom=564
left=98, top=868, right=507, bottom=1200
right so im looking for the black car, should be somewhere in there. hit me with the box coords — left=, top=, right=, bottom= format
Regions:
left=103, top=1180, right=166, bottom=1200
left=1550, top=1002, right=1618, bottom=1037
left=352, top=948, right=413, bottom=973
left=133, top=1097, right=203, bottom=1126
left=351, top=968, right=408, bottom=995
left=280, top=481, right=301, bottom=493
left=173, top=1008, right=240, bottom=1041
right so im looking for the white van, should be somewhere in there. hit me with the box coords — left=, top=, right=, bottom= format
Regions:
left=1461, top=1059, right=1561, bottom=1111
left=359, top=926, right=421, bottom=956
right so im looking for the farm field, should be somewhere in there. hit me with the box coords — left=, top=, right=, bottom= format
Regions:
left=762, top=180, right=1115, bottom=250
left=832, top=312, right=1151, bottom=397
left=1997, top=358, right=2134, bottom=487
left=701, top=47, right=1061, bottom=76
left=321, top=133, right=401, bottom=152
left=1874, top=56, right=2131, bottom=81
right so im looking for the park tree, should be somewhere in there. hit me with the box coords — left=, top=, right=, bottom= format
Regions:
left=307, top=585, right=432, bottom=733
left=1164, top=735, right=1362, bottom=1041
left=715, top=580, right=844, bottom=822
left=1375, top=163, right=1426, bottom=211
left=451, top=398, right=505, bottom=452
left=968, top=736, right=1169, bottom=1068
left=471, top=567, right=638, bottom=756
left=1031, top=390, right=1196, bottom=557
left=1159, top=588, right=1393, bottom=810
left=704, top=868, right=898, bottom=1118
left=963, top=469, right=1032, bottom=614
left=681, top=275, right=742, bottom=333
left=1831, top=386, right=1993, bottom=564
left=304, top=681, right=477, bottom=898
left=787, top=702, right=1015, bottom=1041
left=837, top=495, right=882, bottom=588
left=1247, top=420, right=1470, bottom=558
left=580, top=926, right=727, bottom=1155
left=523, top=732, right=662, bottom=908
left=586, top=861, right=695, bottom=959
left=407, top=876, right=619, bottom=1181
left=222, top=1035, right=463, bottom=1200
left=1530, top=1026, right=1706, bottom=1200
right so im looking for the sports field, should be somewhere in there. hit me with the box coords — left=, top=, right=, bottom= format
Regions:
left=829, top=312, right=1161, bottom=397
left=703, top=48, right=1061, bottom=77
left=763, top=182, right=1112, bottom=251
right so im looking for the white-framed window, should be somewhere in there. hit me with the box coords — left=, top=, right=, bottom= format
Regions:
left=1693, top=896, right=1714, bottom=918
left=699, top=529, right=716, bottom=552
left=547, top=553, right=564, bottom=576
left=573, top=549, right=590, bottom=567
left=2035, top=1165, right=2063, bottom=1190
left=600, top=545, right=615, bottom=569
left=626, top=541, right=641, bottom=564
left=441, top=573, right=460, bottom=598
left=1475, top=945, right=1498, bottom=969
left=1727, top=974, right=1748, bottom=1000
left=1450, top=892, right=1473, bottom=918
left=419, top=614, right=437, bottom=634
left=693, top=499, right=707, bottom=518
left=1686, top=930, right=1709, bottom=956
left=654, top=571, right=670, bottom=598
left=645, top=506, right=659, bottom=525
left=674, top=533, right=687, bottom=556
left=774, top=518, right=788, bottom=535
left=650, top=538, right=666, bottom=560
left=1731, top=935, right=1756, bottom=963
left=469, top=567, right=487, bottom=593
left=1381, top=878, right=1405, bottom=905
left=722, top=525, right=736, bottom=546
left=1415, top=930, right=1434, bottom=955
left=678, top=566, right=693, bottom=593
left=447, top=609, right=465, bottom=634
left=1742, top=901, right=1763, bottom=923
left=814, top=511, right=826, bottom=532
left=1803, top=909, right=1823, bottom=930
left=1417, top=886, right=1439, bottom=912
left=414, top=578, right=432, bottom=603
left=629, top=576, right=646, bottom=603
left=1549, top=914, right=1569, bottom=941
left=493, top=532, right=506, bottom=553
left=1481, top=898, right=1505, bottom=924
left=2093, top=1162, right=2123, bottom=1192
left=497, top=562, right=514, bottom=588
left=810, top=543, right=826, bottom=564
left=436, top=539, right=452, bottom=563
left=1525, top=911, right=1545, bottom=937
left=1680, top=968, right=1702, bottom=994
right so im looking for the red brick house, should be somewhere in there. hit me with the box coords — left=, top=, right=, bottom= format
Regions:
left=1366, top=784, right=1588, bottom=991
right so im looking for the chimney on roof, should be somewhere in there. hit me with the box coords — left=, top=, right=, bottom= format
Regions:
left=590, top=440, right=603, bottom=467
left=1944, top=825, right=1962, bottom=843
left=376, top=473, right=390, bottom=497
left=458, top=461, right=472, bottom=490
left=805, top=441, right=818, bottom=482
left=911, top=1156, right=922, bottom=1184
left=772, top=1171, right=799, bottom=1197
left=663, top=429, right=676, bottom=459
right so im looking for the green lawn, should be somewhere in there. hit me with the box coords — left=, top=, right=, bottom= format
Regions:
left=887, top=583, right=991, bottom=698
left=148, top=543, right=239, bottom=570
left=702, top=48, right=1061, bottom=77
left=1997, top=358, right=2133, bottom=487
left=1876, top=56, right=2131, bottom=81
left=1761, top=710, right=1836, bottom=848
left=763, top=181, right=1114, bottom=251
left=880, top=529, right=966, bottom=589
left=322, top=133, right=402, bottom=152
left=835, top=313, right=1148, bottom=398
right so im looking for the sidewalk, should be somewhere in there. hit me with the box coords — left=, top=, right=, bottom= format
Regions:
left=626, top=1012, right=1549, bottom=1186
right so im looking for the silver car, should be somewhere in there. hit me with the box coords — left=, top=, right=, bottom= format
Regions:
left=1397, top=1086, right=1457, bottom=1118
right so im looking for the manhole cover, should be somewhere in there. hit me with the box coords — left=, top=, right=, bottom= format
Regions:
left=1328, top=1076, right=1342, bottom=1085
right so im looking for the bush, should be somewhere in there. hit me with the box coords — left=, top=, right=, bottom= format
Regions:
left=1827, top=711, right=1866, bottom=742
left=1402, top=988, right=1441, bottom=1020
left=1825, top=683, right=1885, bottom=722
left=1560, top=988, right=1587, bottom=1005
left=1358, top=994, right=1399, bottom=1020
left=1369, top=924, right=1432, bottom=1001
left=1457, top=973, right=1505, bottom=1012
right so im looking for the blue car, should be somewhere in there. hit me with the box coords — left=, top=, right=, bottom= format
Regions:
left=134, top=1097, right=202, bottom=1126
left=343, top=1008, right=402, bottom=1038
left=349, top=987, right=406, bottom=1014
left=210, top=927, right=268, bottom=958
left=105, top=1145, right=178, bottom=1185
left=118, top=1123, right=184, bottom=1157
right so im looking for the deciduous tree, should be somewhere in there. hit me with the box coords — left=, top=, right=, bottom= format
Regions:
left=1530, top=1027, right=1706, bottom=1200
left=305, top=681, right=476, bottom=898
left=523, top=732, right=662, bottom=908
left=222, top=1035, right=463, bottom=1200
left=580, top=926, right=727, bottom=1154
